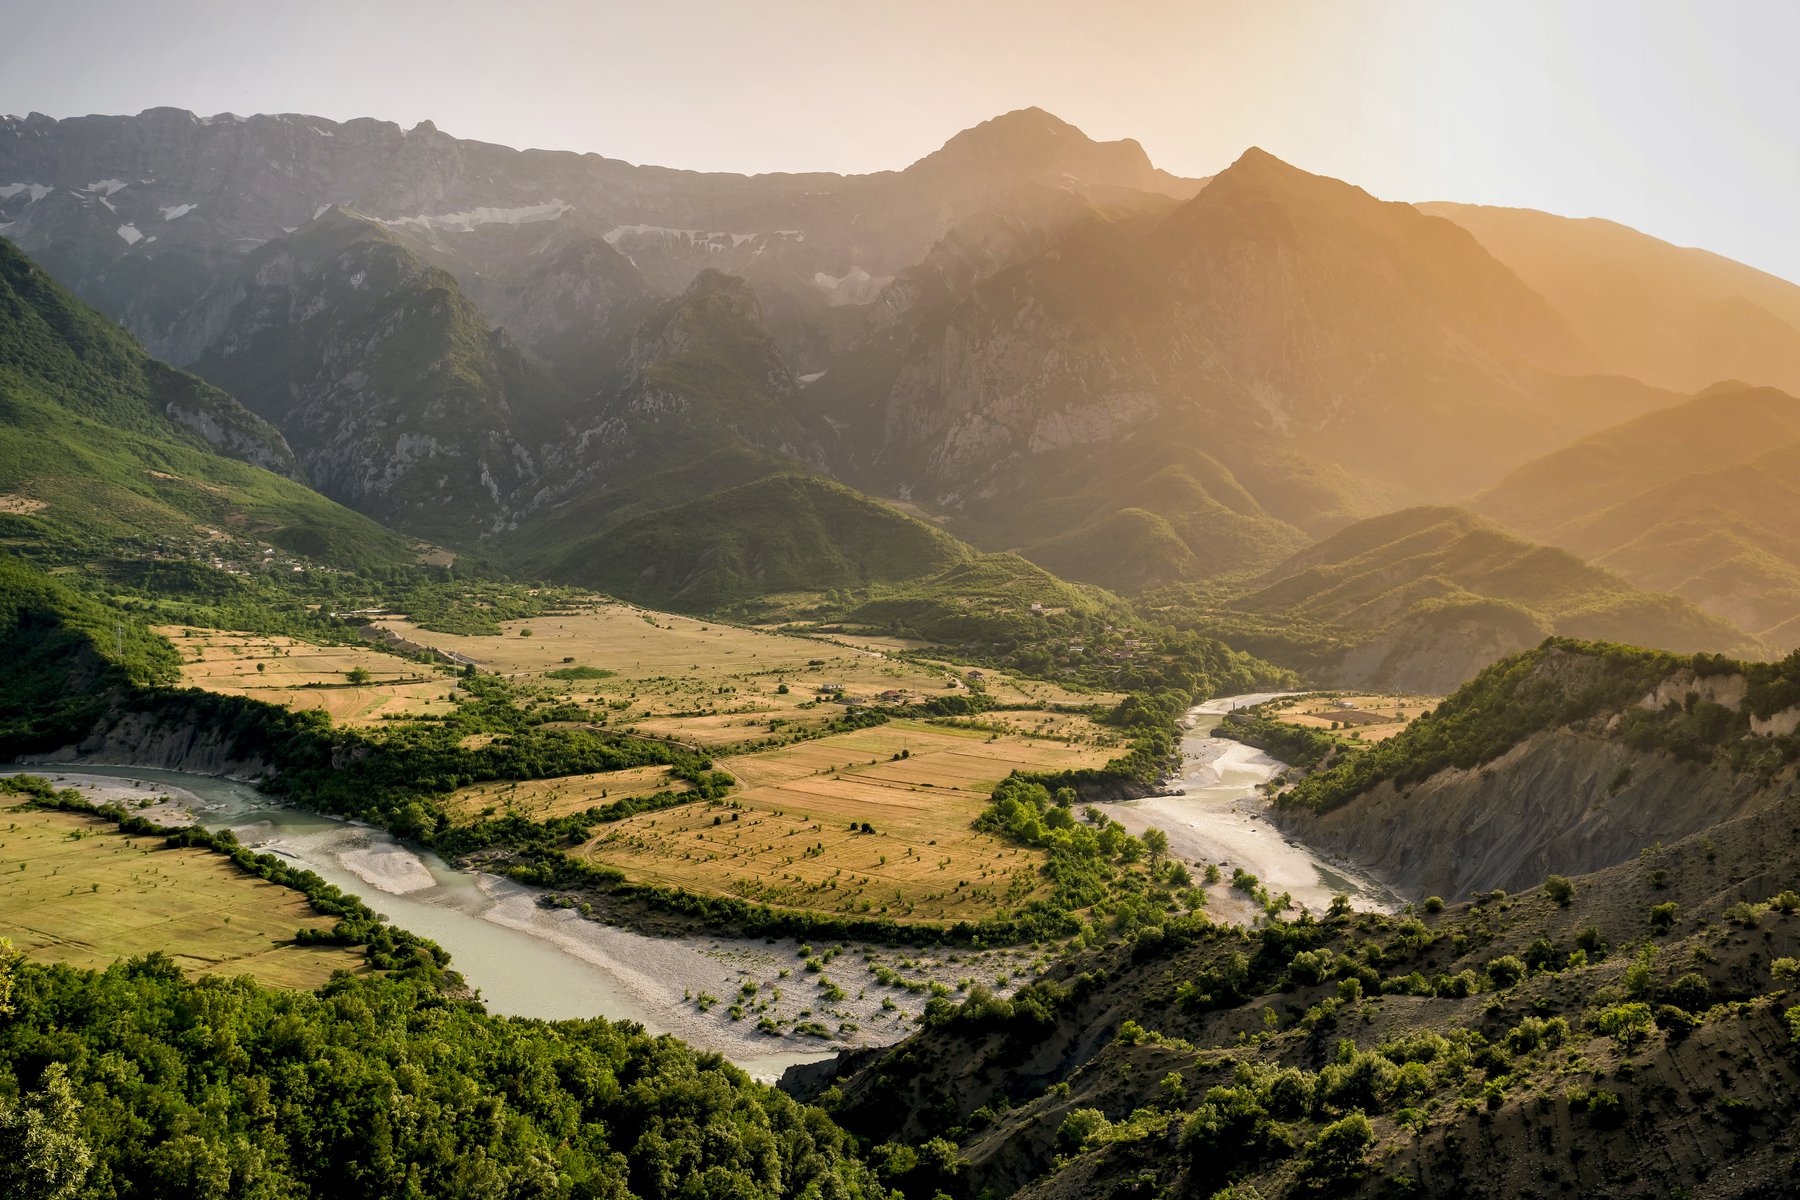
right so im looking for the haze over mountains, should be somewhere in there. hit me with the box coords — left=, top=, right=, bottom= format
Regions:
left=4, top=103, right=1799, bottom=685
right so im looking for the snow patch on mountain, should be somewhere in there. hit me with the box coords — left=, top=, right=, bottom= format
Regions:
left=84, top=178, right=129, bottom=196
left=604, top=224, right=765, bottom=249
left=383, top=201, right=571, bottom=234
left=0, top=182, right=52, bottom=202
left=812, top=268, right=891, bottom=306
left=116, top=223, right=143, bottom=245
left=159, top=203, right=197, bottom=221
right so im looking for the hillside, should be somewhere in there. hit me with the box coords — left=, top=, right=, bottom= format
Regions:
left=527, top=472, right=972, bottom=611
left=1272, top=639, right=1800, bottom=896
left=793, top=640, right=1800, bottom=1200
left=1214, top=507, right=1760, bottom=691
left=1, top=234, right=292, bottom=473
left=0, top=552, right=179, bottom=754
left=807, top=149, right=1678, bottom=590
left=1475, top=386, right=1800, bottom=643
left=175, top=209, right=576, bottom=542
left=0, top=236, right=415, bottom=571
left=1423, top=202, right=1800, bottom=396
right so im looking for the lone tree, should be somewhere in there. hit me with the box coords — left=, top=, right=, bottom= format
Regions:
left=1597, top=1001, right=1656, bottom=1051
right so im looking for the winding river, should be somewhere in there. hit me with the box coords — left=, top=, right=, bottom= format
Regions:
left=1096, top=694, right=1402, bottom=920
left=4, top=693, right=1394, bottom=1073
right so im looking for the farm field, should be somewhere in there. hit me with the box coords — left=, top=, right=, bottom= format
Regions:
left=938, top=706, right=1123, bottom=748
left=578, top=719, right=1113, bottom=922
left=157, top=625, right=462, bottom=726
left=1260, top=693, right=1438, bottom=743
left=442, top=765, right=688, bottom=825
left=370, top=602, right=971, bottom=742
left=0, top=792, right=362, bottom=988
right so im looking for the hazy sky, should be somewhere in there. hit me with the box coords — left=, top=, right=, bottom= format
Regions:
left=3, top=0, right=1796, bottom=282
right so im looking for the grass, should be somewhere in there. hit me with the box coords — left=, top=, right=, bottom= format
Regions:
left=0, top=791, right=362, bottom=987
left=157, top=625, right=463, bottom=727
left=578, top=719, right=1114, bottom=922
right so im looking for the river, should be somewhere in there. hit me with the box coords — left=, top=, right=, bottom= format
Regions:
left=1095, top=693, right=1402, bottom=921
left=4, top=693, right=1392, bottom=1071
left=2, top=763, right=836, bottom=1080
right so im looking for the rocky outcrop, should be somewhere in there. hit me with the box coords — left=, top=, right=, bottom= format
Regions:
left=19, top=707, right=273, bottom=781
left=1753, top=705, right=1800, bottom=738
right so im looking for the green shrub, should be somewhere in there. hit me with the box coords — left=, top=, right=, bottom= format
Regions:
left=1485, top=955, right=1527, bottom=989
left=1544, top=874, right=1575, bottom=906
left=1666, top=973, right=1711, bottom=1011
left=1567, top=1086, right=1626, bottom=1128
left=1649, top=902, right=1679, bottom=933
left=1653, top=1004, right=1699, bottom=1039
left=1057, top=1108, right=1111, bottom=1154
left=1300, top=1112, right=1374, bottom=1183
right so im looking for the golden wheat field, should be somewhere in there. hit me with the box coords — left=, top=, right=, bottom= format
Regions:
left=369, top=604, right=972, bottom=739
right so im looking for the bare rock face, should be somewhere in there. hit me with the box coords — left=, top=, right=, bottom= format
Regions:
left=22, top=708, right=273, bottom=781
left=1272, top=649, right=1799, bottom=899
left=1278, top=728, right=1789, bottom=899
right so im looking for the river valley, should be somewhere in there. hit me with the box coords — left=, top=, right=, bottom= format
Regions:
left=4, top=693, right=1395, bottom=1075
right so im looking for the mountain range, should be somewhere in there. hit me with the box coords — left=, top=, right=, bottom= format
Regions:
left=5, top=104, right=1800, bottom=684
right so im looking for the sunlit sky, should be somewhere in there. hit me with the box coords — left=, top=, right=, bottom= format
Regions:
left=3, top=0, right=1796, bottom=283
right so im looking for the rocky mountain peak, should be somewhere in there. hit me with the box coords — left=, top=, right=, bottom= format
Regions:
left=904, top=107, right=1176, bottom=197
